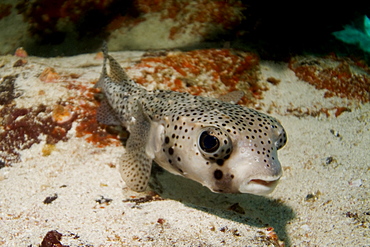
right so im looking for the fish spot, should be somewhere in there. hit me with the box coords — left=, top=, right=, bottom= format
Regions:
left=214, top=170, right=223, bottom=180
left=165, top=136, right=170, bottom=144
left=216, top=159, right=224, bottom=166
left=168, top=147, right=174, bottom=155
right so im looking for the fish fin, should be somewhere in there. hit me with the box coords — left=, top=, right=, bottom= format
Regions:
left=119, top=102, right=153, bottom=192
left=107, top=54, right=131, bottom=83
left=96, top=99, right=121, bottom=125
left=99, top=41, right=130, bottom=83
left=94, top=43, right=108, bottom=89
left=95, top=42, right=130, bottom=88
left=218, top=90, right=244, bottom=104
left=95, top=42, right=139, bottom=93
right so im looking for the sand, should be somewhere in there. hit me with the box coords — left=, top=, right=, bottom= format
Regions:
left=0, top=51, right=369, bottom=247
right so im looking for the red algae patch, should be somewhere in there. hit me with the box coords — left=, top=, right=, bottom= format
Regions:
left=289, top=56, right=370, bottom=103
left=0, top=104, right=73, bottom=165
left=0, top=73, right=120, bottom=166
left=128, top=49, right=263, bottom=106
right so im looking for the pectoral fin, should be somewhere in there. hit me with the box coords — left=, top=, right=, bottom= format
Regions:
left=118, top=102, right=153, bottom=191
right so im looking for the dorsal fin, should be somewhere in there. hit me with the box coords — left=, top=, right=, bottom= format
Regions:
left=218, top=90, right=245, bottom=104
left=95, top=42, right=131, bottom=89
left=107, top=54, right=131, bottom=83
left=94, top=43, right=109, bottom=89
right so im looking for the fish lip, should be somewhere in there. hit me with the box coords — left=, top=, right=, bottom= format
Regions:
left=249, top=179, right=278, bottom=186
left=239, top=177, right=280, bottom=195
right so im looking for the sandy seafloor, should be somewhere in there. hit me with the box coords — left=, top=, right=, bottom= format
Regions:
left=0, top=51, right=369, bottom=247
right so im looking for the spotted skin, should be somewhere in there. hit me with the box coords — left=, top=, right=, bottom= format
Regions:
left=95, top=47, right=287, bottom=195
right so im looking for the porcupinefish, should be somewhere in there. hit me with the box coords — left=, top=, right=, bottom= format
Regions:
left=95, top=47, right=287, bottom=195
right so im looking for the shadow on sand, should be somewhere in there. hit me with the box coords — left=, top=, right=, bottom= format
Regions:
left=149, top=165, right=295, bottom=246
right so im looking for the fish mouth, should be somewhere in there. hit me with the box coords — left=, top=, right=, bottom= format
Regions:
left=239, top=178, right=280, bottom=195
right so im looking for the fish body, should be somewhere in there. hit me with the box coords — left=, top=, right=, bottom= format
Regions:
left=95, top=48, right=287, bottom=195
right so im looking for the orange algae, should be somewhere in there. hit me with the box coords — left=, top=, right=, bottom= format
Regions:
left=14, top=47, right=28, bottom=58
left=289, top=57, right=370, bottom=103
left=39, top=67, right=61, bottom=83
left=94, top=51, right=104, bottom=60
left=52, top=104, right=74, bottom=124
left=74, top=102, right=121, bottom=148
left=70, top=86, right=121, bottom=148
left=128, top=49, right=262, bottom=105
left=286, top=106, right=351, bottom=118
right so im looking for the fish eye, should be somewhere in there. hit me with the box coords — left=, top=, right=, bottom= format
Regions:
left=197, top=127, right=233, bottom=162
left=199, top=131, right=220, bottom=153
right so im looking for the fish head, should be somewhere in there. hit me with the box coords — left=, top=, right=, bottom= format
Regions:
left=157, top=106, right=287, bottom=195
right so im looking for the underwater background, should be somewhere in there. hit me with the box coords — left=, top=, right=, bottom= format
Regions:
left=0, top=0, right=369, bottom=62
